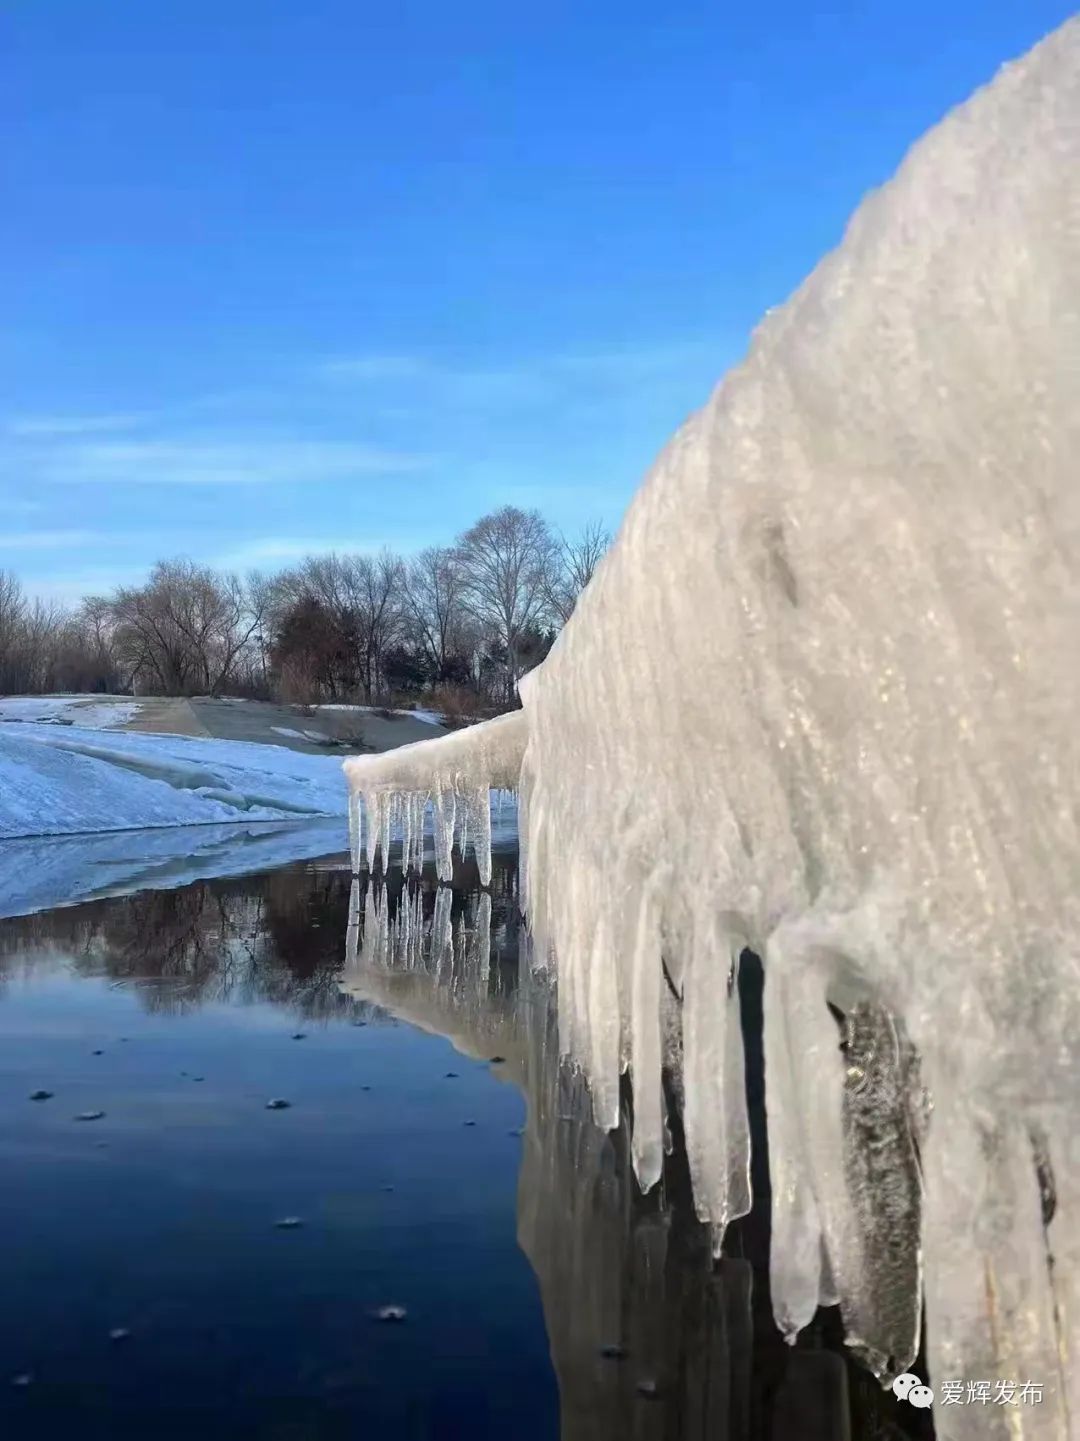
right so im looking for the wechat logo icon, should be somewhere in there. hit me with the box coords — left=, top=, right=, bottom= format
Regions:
left=893, top=1372, right=935, bottom=1409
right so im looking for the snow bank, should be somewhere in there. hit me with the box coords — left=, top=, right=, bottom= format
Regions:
left=0, top=695, right=141, bottom=728
left=271, top=725, right=331, bottom=742
left=0, top=723, right=348, bottom=839
left=317, top=703, right=444, bottom=726
left=342, top=21, right=1080, bottom=1430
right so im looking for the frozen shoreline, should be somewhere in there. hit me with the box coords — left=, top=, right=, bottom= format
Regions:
left=0, top=722, right=349, bottom=840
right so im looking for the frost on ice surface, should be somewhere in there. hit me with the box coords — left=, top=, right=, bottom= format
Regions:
left=343, top=20, right=1080, bottom=1430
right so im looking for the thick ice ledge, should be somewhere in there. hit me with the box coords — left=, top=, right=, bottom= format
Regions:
left=342, top=21, right=1080, bottom=1428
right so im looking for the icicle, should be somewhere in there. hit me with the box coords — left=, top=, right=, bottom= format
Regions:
left=629, top=891, right=664, bottom=1190
left=348, top=789, right=361, bottom=874
left=378, top=794, right=391, bottom=873
left=433, top=884, right=453, bottom=977
left=363, top=792, right=380, bottom=873
left=585, top=902, right=620, bottom=1132
left=475, top=890, right=492, bottom=986
left=433, top=789, right=456, bottom=882
left=463, top=783, right=492, bottom=886
left=344, top=878, right=361, bottom=968
left=682, top=920, right=752, bottom=1241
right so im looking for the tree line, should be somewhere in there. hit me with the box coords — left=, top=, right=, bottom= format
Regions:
left=0, top=507, right=610, bottom=716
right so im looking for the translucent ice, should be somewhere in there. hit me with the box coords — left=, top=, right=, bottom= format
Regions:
left=344, top=20, right=1080, bottom=1425
left=344, top=712, right=525, bottom=886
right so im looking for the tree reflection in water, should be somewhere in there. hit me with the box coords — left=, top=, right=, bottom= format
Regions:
left=0, top=854, right=932, bottom=1440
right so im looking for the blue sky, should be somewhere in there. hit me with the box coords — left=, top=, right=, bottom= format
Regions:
left=2, top=1, right=1072, bottom=601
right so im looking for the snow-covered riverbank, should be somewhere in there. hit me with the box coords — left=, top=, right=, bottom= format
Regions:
left=0, top=723, right=348, bottom=839
left=0, top=719, right=517, bottom=916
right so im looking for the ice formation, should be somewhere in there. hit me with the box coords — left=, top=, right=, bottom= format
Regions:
left=345, top=711, right=525, bottom=887
left=345, top=20, right=1080, bottom=1433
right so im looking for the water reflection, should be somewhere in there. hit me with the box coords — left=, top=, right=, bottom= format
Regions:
left=0, top=854, right=932, bottom=1439
left=0, top=865, right=378, bottom=1021
left=329, top=857, right=932, bottom=1441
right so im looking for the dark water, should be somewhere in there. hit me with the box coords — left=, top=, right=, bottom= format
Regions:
left=0, top=849, right=933, bottom=1440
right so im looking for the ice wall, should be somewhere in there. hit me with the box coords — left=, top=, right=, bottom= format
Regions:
left=344, top=20, right=1080, bottom=1432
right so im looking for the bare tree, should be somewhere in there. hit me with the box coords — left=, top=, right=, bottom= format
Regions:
left=0, top=573, right=71, bottom=692
left=0, top=570, right=28, bottom=691
left=266, top=551, right=406, bottom=702
left=344, top=551, right=405, bottom=702
left=0, top=505, right=604, bottom=709
left=455, top=507, right=557, bottom=702
left=403, top=546, right=471, bottom=679
left=110, top=560, right=264, bottom=696
left=546, top=520, right=611, bottom=625
left=47, top=604, right=122, bottom=693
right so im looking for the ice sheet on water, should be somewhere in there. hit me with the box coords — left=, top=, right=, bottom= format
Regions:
left=0, top=819, right=346, bottom=919
left=343, top=20, right=1080, bottom=1427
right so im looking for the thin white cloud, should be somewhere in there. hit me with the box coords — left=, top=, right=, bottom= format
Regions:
left=550, top=340, right=718, bottom=379
left=320, top=353, right=551, bottom=408
left=0, top=529, right=114, bottom=551
left=217, top=537, right=403, bottom=567
left=320, top=355, right=431, bottom=383
left=33, top=439, right=430, bottom=486
left=6, top=412, right=148, bottom=437
left=17, top=565, right=152, bottom=605
left=318, top=339, right=720, bottom=409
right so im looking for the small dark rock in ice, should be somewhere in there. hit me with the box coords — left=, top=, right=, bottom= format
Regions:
left=373, top=1305, right=407, bottom=1323
left=636, top=1379, right=660, bottom=1400
left=92, top=1050, right=104, bottom=1056
left=350, top=1019, right=367, bottom=1027
left=274, top=1217, right=303, bottom=1229
left=489, top=1056, right=506, bottom=1064
left=266, top=1098, right=291, bottom=1110
left=75, top=1111, right=105, bottom=1122
left=444, top=1071, right=459, bottom=1079
left=380, top=1184, right=395, bottom=1193
left=462, top=1119, right=477, bottom=1127
left=109, top=1328, right=131, bottom=1343
left=29, top=1090, right=54, bottom=1101
left=291, top=1033, right=306, bottom=1040
left=361, top=1085, right=371, bottom=1092
left=599, top=1343, right=627, bottom=1360
left=507, top=1127, right=524, bottom=1137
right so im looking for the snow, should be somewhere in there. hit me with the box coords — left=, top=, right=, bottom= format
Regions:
left=270, top=725, right=331, bottom=742
left=342, top=20, right=1080, bottom=1431
left=0, top=694, right=141, bottom=728
left=0, top=723, right=349, bottom=839
left=317, top=703, right=445, bottom=726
